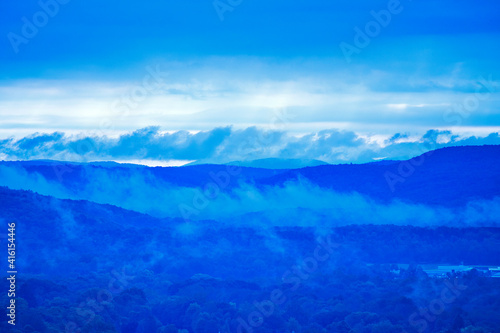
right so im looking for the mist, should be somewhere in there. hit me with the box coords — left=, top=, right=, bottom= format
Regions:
left=2, top=127, right=500, bottom=165
left=1, top=163, right=499, bottom=229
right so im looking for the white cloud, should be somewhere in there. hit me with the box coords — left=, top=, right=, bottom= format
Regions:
left=1, top=126, right=499, bottom=165
left=0, top=58, right=498, bottom=135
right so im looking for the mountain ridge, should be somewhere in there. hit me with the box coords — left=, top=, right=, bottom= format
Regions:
left=0, top=145, right=499, bottom=210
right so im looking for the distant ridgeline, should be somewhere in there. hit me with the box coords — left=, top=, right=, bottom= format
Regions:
left=0, top=145, right=500, bottom=332
left=1, top=145, right=499, bottom=208
left=1, top=185, right=500, bottom=279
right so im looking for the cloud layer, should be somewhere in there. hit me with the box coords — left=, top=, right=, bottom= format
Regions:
left=1, top=126, right=500, bottom=165
left=0, top=60, right=498, bottom=137
left=1, top=162, right=499, bottom=229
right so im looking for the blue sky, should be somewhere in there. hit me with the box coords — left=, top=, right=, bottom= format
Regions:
left=0, top=0, right=499, bottom=164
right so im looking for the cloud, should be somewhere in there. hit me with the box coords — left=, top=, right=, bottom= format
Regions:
left=1, top=127, right=500, bottom=165
left=198, top=180, right=500, bottom=228
left=16, top=132, right=65, bottom=153
left=0, top=164, right=69, bottom=198
left=1, top=59, right=499, bottom=137
left=1, top=164, right=499, bottom=229
left=106, top=126, right=232, bottom=160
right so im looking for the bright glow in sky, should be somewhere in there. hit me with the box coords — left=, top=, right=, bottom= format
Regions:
left=0, top=0, right=499, bottom=163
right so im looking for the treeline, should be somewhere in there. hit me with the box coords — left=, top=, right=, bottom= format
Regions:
left=1, top=263, right=499, bottom=332
left=1, top=187, right=500, bottom=332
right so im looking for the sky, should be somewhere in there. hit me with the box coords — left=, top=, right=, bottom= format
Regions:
left=0, top=0, right=499, bottom=164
